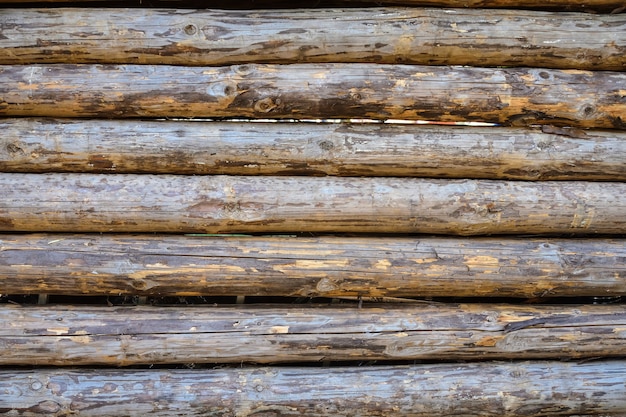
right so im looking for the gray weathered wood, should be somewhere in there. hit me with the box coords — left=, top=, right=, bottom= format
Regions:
left=1, top=234, right=624, bottom=297
left=1, top=304, right=625, bottom=365
left=3, top=119, right=626, bottom=180
left=1, top=361, right=625, bottom=416
left=1, top=64, right=625, bottom=128
left=0, top=0, right=623, bottom=11
left=337, top=0, right=626, bottom=11
left=1, top=8, right=624, bottom=70
left=1, top=174, right=625, bottom=235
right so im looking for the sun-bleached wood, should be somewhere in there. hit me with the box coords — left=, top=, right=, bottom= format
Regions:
left=2, top=361, right=625, bottom=416
left=1, top=234, right=624, bottom=298
left=1, top=8, right=624, bottom=70
left=2, top=119, right=626, bottom=180
left=1, top=64, right=625, bottom=128
left=1, top=174, right=625, bottom=235
left=0, top=0, right=623, bottom=11
left=1, top=304, right=625, bottom=365
left=338, top=0, right=626, bottom=10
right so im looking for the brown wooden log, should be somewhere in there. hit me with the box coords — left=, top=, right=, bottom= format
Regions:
left=1, top=304, right=626, bottom=365
left=3, top=119, right=626, bottom=180
left=1, top=64, right=625, bottom=129
left=2, top=361, right=625, bottom=416
left=1, top=174, right=625, bottom=235
left=1, top=234, right=624, bottom=297
left=1, top=8, right=624, bottom=70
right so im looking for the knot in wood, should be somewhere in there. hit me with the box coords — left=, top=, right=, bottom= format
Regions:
left=254, top=97, right=280, bottom=113
left=183, top=24, right=197, bottom=36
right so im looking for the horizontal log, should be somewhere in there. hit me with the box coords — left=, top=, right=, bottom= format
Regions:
left=2, top=361, right=625, bottom=416
left=2, top=304, right=626, bottom=365
left=3, top=119, right=626, bottom=180
left=337, top=0, right=626, bottom=11
left=1, top=234, right=625, bottom=297
left=1, top=8, right=624, bottom=70
left=1, top=64, right=625, bottom=128
left=1, top=174, right=625, bottom=235
left=0, top=0, right=623, bottom=11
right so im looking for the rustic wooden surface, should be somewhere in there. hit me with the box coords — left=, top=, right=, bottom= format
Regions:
left=1, top=234, right=625, bottom=297
left=338, top=0, right=626, bottom=10
left=0, top=0, right=623, bottom=11
left=1, top=8, right=624, bottom=70
left=3, top=119, right=626, bottom=180
left=2, top=361, right=625, bottom=416
left=1, top=64, right=625, bottom=128
left=2, top=304, right=626, bottom=365
left=1, top=174, right=625, bottom=235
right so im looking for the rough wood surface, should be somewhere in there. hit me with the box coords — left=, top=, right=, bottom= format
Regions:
left=1, top=64, right=625, bottom=128
left=1, top=234, right=625, bottom=297
left=1, top=174, right=625, bottom=235
left=2, top=361, right=625, bottom=416
left=0, top=0, right=623, bottom=11
left=337, top=0, right=626, bottom=11
left=1, top=8, right=624, bottom=70
left=3, top=119, right=626, bottom=180
left=1, top=304, right=626, bottom=365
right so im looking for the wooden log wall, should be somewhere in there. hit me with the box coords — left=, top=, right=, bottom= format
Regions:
left=0, top=0, right=625, bottom=414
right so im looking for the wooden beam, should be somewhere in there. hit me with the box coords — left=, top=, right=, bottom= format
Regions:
left=2, top=304, right=626, bottom=365
left=3, top=119, right=626, bottom=180
left=336, top=0, right=626, bottom=11
left=1, top=174, right=625, bottom=235
left=2, top=361, right=625, bottom=415
left=0, top=0, right=622, bottom=11
left=1, top=234, right=624, bottom=298
left=1, top=64, right=624, bottom=129
left=1, top=8, right=624, bottom=70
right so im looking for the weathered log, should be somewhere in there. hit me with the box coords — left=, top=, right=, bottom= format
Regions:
left=0, top=0, right=623, bottom=11
left=1, top=64, right=625, bottom=129
left=1, top=234, right=625, bottom=297
left=1, top=8, right=624, bottom=70
left=1, top=304, right=626, bottom=365
left=3, top=119, right=626, bottom=180
left=337, top=0, right=626, bottom=11
left=1, top=174, right=625, bottom=235
left=2, top=361, right=625, bottom=416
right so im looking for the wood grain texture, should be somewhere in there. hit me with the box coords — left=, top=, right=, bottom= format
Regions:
left=336, top=0, right=626, bottom=10
left=1, top=304, right=625, bottom=365
left=1, top=361, right=625, bottom=416
left=1, top=234, right=625, bottom=297
left=0, top=0, right=623, bottom=11
left=1, top=64, right=625, bottom=128
left=1, top=8, right=624, bottom=70
left=1, top=174, right=625, bottom=235
left=3, top=118, right=626, bottom=180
